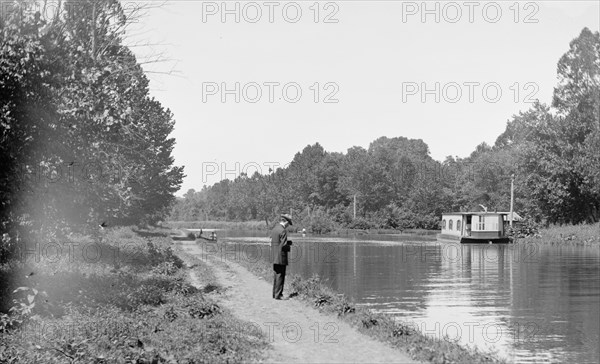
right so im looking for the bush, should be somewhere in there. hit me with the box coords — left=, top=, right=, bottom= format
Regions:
left=152, top=261, right=178, bottom=275
left=146, top=241, right=185, bottom=269
left=124, top=283, right=166, bottom=309
left=329, top=204, right=354, bottom=226
left=333, top=297, right=356, bottom=316
left=507, top=218, right=540, bottom=238
left=375, top=203, right=404, bottom=229
left=307, top=208, right=336, bottom=234
left=289, top=274, right=326, bottom=298
left=188, top=300, right=222, bottom=319
left=346, top=217, right=373, bottom=230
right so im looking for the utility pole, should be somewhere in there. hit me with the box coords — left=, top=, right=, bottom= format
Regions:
left=510, top=174, right=515, bottom=227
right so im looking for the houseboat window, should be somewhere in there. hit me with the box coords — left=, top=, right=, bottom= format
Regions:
left=457, top=220, right=461, bottom=231
left=442, top=219, right=446, bottom=229
left=449, top=220, right=453, bottom=230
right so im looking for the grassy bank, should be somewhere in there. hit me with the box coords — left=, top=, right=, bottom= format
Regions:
left=223, top=243, right=504, bottom=364
left=514, top=222, right=600, bottom=246
left=0, top=227, right=268, bottom=363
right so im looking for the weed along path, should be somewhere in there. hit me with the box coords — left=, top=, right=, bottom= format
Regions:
left=179, top=241, right=419, bottom=364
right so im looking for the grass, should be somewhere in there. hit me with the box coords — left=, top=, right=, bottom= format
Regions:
left=226, top=242, right=505, bottom=364
left=514, top=222, right=600, bottom=246
left=0, top=226, right=269, bottom=363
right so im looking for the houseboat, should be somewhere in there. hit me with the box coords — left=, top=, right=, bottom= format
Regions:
left=437, top=212, right=511, bottom=244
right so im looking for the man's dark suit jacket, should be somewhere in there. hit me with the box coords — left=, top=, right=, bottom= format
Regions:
left=270, top=223, right=290, bottom=265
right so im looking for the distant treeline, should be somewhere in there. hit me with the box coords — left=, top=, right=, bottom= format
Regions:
left=1, top=0, right=184, bottom=259
left=171, top=28, right=599, bottom=232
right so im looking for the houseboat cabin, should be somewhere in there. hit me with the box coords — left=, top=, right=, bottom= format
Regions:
left=437, top=212, right=511, bottom=244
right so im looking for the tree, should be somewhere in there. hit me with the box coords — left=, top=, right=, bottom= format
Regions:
left=517, top=29, right=600, bottom=223
left=1, top=14, right=59, bottom=244
left=286, top=143, right=326, bottom=209
left=1, top=0, right=184, bottom=244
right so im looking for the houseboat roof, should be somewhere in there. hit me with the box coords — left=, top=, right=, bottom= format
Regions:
left=442, top=212, right=508, bottom=215
left=441, top=211, right=522, bottom=220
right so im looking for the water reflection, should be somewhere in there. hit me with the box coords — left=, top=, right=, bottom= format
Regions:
left=217, top=232, right=599, bottom=363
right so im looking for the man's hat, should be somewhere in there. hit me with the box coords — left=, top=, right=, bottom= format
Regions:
left=281, top=213, right=293, bottom=225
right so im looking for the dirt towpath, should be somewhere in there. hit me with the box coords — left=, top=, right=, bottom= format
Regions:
left=179, top=241, right=418, bottom=364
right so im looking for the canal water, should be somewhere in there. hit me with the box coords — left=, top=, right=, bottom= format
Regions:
left=215, top=231, right=600, bottom=363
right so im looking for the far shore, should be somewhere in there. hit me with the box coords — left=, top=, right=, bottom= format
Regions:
left=165, top=220, right=599, bottom=246
left=165, top=220, right=438, bottom=235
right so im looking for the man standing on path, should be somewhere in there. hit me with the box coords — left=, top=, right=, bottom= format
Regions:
left=271, top=213, right=293, bottom=300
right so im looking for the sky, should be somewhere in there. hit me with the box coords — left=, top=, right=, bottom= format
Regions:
left=124, top=1, right=600, bottom=195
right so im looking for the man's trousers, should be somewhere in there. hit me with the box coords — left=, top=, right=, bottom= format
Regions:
left=272, top=264, right=286, bottom=299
